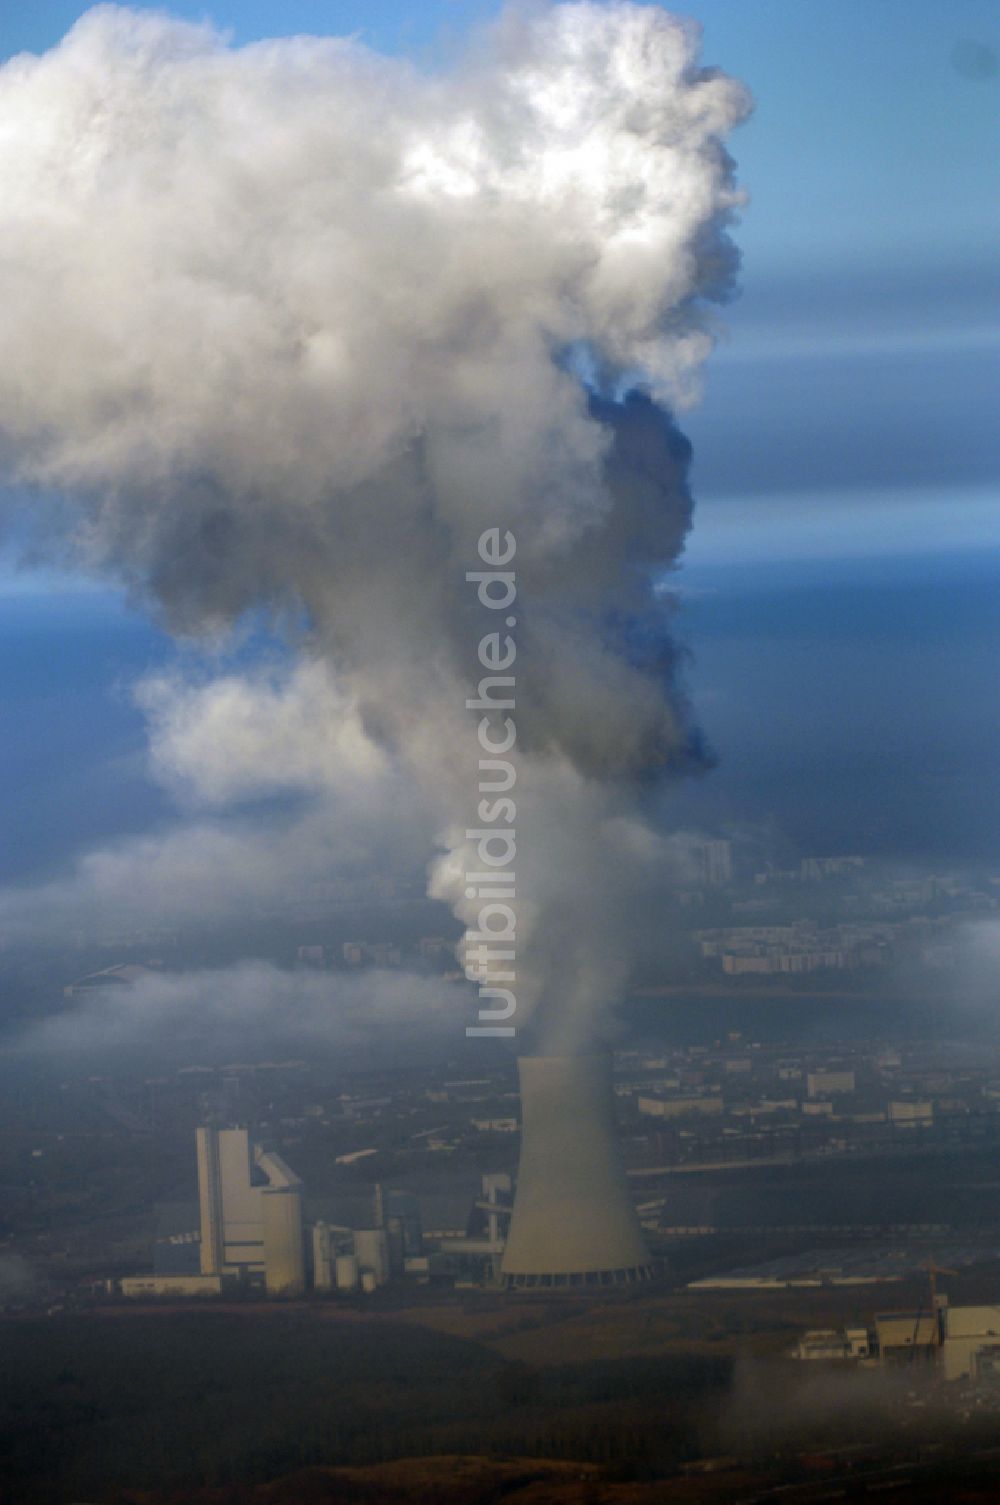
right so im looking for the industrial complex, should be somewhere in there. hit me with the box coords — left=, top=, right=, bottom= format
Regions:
left=118, top=1053, right=662, bottom=1298
left=121, top=1126, right=512, bottom=1298
left=795, top=1300, right=1000, bottom=1384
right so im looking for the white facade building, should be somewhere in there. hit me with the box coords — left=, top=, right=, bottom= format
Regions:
left=120, top=1274, right=230, bottom=1298
left=196, top=1125, right=306, bottom=1295
left=354, top=1228, right=390, bottom=1286
left=806, top=1070, right=856, bottom=1099
left=942, top=1306, right=1000, bottom=1381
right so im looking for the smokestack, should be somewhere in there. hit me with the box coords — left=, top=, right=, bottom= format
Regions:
left=501, top=1055, right=656, bottom=1289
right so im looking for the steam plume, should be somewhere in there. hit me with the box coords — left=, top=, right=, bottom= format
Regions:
left=0, top=3, right=749, bottom=1048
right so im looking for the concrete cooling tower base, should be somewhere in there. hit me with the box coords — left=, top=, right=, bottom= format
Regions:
left=502, top=1263, right=658, bottom=1291
left=500, top=1054, right=659, bottom=1291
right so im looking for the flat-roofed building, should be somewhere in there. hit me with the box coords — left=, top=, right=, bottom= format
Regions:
left=807, top=1070, right=855, bottom=1098
left=941, top=1305, right=1000, bottom=1381
left=889, top=1100, right=933, bottom=1126
left=876, top=1311, right=939, bottom=1364
left=638, top=1093, right=723, bottom=1119
left=121, top=1274, right=231, bottom=1298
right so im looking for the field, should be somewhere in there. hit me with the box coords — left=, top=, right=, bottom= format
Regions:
left=0, top=1309, right=730, bottom=1503
left=11, top=1273, right=1000, bottom=1502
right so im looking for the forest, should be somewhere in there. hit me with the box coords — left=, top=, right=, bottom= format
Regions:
left=0, top=1312, right=731, bottom=1502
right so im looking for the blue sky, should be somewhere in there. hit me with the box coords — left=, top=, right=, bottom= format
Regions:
left=1, top=2, right=998, bottom=879
left=7, top=0, right=999, bottom=277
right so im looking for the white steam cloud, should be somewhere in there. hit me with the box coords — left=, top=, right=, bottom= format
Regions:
left=18, top=963, right=464, bottom=1056
left=0, top=4, right=749, bottom=1048
left=137, top=661, right=388, bottom=806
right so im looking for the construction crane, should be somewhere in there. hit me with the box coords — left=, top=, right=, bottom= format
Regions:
left=926, top=1258, right=957, bottom=1318
left=909, top=1258, right=957, bottom=1361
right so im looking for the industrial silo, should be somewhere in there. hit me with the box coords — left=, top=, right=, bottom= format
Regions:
left=335, top=1253, right=359, bottom=1291
left=354, top=1228, right=390, bottom=1286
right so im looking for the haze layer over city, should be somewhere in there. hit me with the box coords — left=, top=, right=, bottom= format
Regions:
left=0, top=2, right=998, bottom=1501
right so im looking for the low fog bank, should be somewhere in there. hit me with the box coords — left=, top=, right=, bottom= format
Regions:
left=0, top=1253, right=43, bottom=1306
left=9, top=962, right=469, bottom=1069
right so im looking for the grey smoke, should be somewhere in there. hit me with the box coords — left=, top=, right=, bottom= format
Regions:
left=0, top=3, right=750, bottom=1047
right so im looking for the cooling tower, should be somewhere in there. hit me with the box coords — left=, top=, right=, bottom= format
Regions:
left=501, top=1055, right=657, bottom=1289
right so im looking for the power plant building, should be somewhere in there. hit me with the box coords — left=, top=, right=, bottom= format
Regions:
left=196, top=1126, right=306, bottom=1296
left=941, top=1306, right=1000, bottom=1381
left=501, top=1055, right=657, bottom=1289
left=312, top=1222, right=338, bottom=1290
left=354, top=1227, right=390, bottom=1286
left=125, top=1064, right=662, bottom=1300
left=335, top=1253, right=359, bottom=1291
left=259, top=1150, right=306, bottom=1295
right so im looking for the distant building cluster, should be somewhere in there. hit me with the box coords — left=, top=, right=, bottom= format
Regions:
left=295, top=935, right=454, bottom=970
left=794, top=1302, right=1000, bottom=1385
left=696, top=920, right=907, bottom=976
left=340, top=940, right=404, bottom=968
left=616, top=1039, right=1000, bottom=1179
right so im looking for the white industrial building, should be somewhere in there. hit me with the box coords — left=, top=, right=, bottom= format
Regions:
left=791, top=1302, right=1000, bottom=1379
left=312, top=1222, right=384, bottom=1291
left=795, top=1327, right=870, bottom=1361
left=354, top=1227, right=391, bottom=1286
left=197, top=1125, right=306, bottom=1296
left=120, top=1273, right=232, bottom=1299
left=806, top=1069, right=856, bottom=1099
left=888, top=1100, right=934, bottom=1126
left=311, top=1185, right=429, bottom=1292
left=941, top=1305, right=1000, bottom=1381
left=638, top=1092, right=723, bottom=1119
